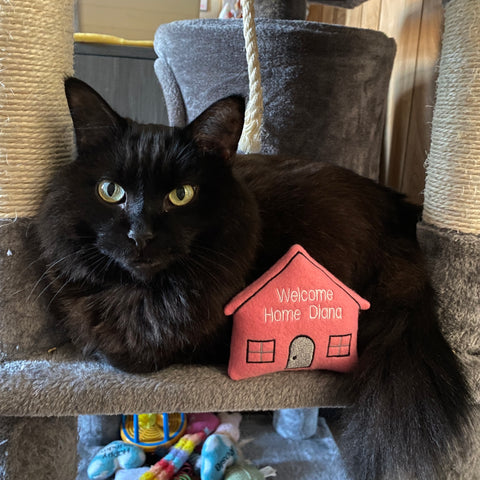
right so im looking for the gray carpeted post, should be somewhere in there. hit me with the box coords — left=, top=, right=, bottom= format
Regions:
left=417, top=0, right=480, bottom=476
left=254, top=0, right=307, bottom=19
left=0, top=416, right=78, bottom=480
left=154, top=19, right=395, bottom=180
left=312, top=0, right=368, bottom=6
left=0, top=1, right=76, bottom=478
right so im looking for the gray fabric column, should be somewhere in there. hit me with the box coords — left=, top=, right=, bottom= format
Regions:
left=417, top=0, right=480, bottom=476
left=0, top=417, right=78, bottom=480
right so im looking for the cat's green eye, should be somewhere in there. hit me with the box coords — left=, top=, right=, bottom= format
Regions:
left=97, top=180, right=126, bottom=204
left=168, top=185, right=197, bottom=207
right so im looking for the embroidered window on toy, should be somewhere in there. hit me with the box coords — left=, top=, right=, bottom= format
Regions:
left=327, top=334, right=352, bottom=357
left=246, top=339, right=276, bottom=363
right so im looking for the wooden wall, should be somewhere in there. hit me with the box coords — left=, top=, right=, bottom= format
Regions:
left=308, top=0, right=444, bottom=204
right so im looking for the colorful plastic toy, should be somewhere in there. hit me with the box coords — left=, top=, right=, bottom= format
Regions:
left=121, top=413, right=187, bottom=452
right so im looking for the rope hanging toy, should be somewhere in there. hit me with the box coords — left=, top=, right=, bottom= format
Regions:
left=238, top=0, right=264, bottom=154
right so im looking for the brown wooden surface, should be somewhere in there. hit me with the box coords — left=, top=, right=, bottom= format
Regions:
left=308, top=0, right=444, bottom=204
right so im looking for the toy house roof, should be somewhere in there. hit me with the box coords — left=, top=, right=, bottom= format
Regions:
left=224, top=244, right=370, bottom=316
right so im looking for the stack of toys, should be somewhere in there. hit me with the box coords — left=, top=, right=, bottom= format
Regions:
left=86, top=412, right=277, bottom=480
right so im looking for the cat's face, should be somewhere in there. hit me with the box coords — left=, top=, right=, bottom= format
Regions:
left=37, top=79, right=246, bottom=283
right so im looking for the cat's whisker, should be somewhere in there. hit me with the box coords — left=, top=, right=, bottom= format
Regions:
left=32, top=269, right=69, bottom=304
left=28, top=245, right=102, bottom=303
left=178, top=256, right=223, bottom=292
left=46, top=279, right=72, bottom=311
left=18, top=255, right=48, bottom=277
left=190, top=249, right=241, bottom=280
left=194, top=244, right=246, bottom=271
left=98, top=257, right=115, bottom=284
left=27, top=249, right=93, bottom=302
left=75, top=253, right=111, bottom=289
left=88, top=255, right=111, bottom=281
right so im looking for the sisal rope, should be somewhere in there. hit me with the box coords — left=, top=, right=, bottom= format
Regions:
left=423, top=0, right=480, bottom=234
left=238, top=0, right=264, bottom=154
left=0, top=0, right=74, bottom=219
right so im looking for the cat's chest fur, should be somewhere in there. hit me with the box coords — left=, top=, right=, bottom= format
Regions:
left=57, top=259, right=242, bottom=370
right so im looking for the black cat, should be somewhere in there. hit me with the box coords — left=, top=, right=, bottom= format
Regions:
left=34, top=78, right=471, bottom=480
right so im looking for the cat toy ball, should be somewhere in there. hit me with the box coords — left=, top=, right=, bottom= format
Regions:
left=120, top=413, right=187, bottom=452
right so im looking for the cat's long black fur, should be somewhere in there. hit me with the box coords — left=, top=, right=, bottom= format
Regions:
left=34, top=78, right=471, bottom=479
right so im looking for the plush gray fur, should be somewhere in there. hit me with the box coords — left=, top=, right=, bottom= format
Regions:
left=254, top=0, right=307, bottom=19
left=0, top=219, right=67, bottom=361
left=417, top=222, right=480, bottom=478
left=417, top=222, right=480, bottom=403
left=311, top=0, right=368, bottom=7
left=253, top=0, right=372, bottom=20
left=0, top=356, right=343, bottom=417
left=154, top=19, right=395, bottom=180
left=0, top=416, right=78, bottom=480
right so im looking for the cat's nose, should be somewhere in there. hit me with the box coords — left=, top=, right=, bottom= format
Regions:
left=128, top=229, right=154, bottom=250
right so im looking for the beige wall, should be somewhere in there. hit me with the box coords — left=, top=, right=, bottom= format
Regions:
left=77, top=0, right=200, bottom=40
left=199, top=0, right=223, bottom=18
left=308, top=0, right=444, bottom=204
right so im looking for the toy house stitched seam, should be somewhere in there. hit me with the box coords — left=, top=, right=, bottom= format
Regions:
left=227, top=250, right=366, bottom=316
left=326, top=334, right=352, bottom=358
left=246, top=339, right=276, bottom=363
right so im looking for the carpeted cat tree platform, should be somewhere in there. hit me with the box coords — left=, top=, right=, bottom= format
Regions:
left=0, top=0, right=478, bottom=479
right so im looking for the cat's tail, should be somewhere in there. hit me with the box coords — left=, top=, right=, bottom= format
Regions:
left=339, top=284, right=473, bottom=480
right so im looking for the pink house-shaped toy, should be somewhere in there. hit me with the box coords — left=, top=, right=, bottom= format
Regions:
left=225, top=245, right=370, bottom=380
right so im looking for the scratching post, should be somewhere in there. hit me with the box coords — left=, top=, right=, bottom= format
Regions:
left=422, top=0, right=480, bottom=234
left=417, top=0, right=480, bottom=476
left=0, top=1, right=76, bottom=479
left=0, top=0, right=74, bottom=220
left=0, top=0, right=75, bottom=358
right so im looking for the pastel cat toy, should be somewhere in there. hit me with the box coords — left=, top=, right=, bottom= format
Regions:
left=185, top=412, right=220, bottom=436
left=200, top=412, right=242, bottom=480
left=140, top=432, right=206, bottom=480
left=87, top=441, right=146, bottom=480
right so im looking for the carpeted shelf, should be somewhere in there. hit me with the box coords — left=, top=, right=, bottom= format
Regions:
left=0, top=356, right=344, bottom=417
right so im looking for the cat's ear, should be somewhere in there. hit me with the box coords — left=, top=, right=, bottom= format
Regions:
left=185, top=96, right=245, bottom=160
left=65, top=77, right=126, bottom=152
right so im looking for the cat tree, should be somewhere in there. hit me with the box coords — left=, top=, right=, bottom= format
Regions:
left=0, top=0, right=478, bottom=478
left=416, top=0, right=480, bottom=475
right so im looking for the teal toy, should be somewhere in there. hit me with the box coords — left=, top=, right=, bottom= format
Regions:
left=87, top=440, right=146, bottom=480
left=201, top=433, right=238, bottom=480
